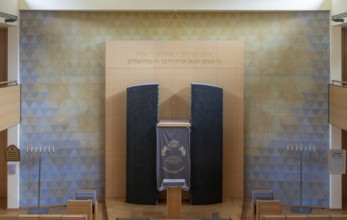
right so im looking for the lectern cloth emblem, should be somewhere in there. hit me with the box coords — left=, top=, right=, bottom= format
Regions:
left=157, top=126, right=190, bottom=191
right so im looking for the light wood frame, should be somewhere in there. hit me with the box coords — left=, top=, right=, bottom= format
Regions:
left=256, top=200, right=282, bottom=220
left=0, top=84, right=20, bottom=132
left=105, top=41, right=244, bottom=199
left=329, top=84, right=347, bottom=131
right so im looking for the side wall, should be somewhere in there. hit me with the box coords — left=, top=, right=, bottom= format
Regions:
left=329, top=24, right=343, bottom=209
left=19, top=11, right=330, bottom=207
left=7, top=25, right=20, bottom=209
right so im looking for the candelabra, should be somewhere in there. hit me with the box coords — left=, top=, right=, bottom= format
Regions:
left=27, top=145, right=55, bottom=214
left=286, top=144, right=316, bottom=214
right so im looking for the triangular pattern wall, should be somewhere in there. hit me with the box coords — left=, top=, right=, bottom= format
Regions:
left=20, top=11, right=329, bottom=207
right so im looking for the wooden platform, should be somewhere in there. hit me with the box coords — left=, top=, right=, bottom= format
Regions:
left=105, top=197, right=243, bottom=220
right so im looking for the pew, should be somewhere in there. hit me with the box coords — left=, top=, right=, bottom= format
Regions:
left=261, top=214, right=347, bottom=220
left=256, top=200, right=282, bottom=220
left=67, top=200, right=93, bottom=220
left=251, top=190, right=274, bottom=220
left=15, top=214, right=87, bottom=220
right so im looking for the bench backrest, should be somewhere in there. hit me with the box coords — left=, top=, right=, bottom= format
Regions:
left=16, top=214, right=87, bottom=220
left=262, top=215, right=347, bottom=220
left=256, top=200, right=282, bottom=220
left=67, top=199, right=93, bottom=220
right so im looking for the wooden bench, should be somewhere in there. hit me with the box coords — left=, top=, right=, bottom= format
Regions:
left=16, top=214, right=87, bottom=219
left=256, top=200, right=282, bottom=220
left=0, top=216, right=17, bottom=220
left=75, top=189, right=98, bottom=220
left=67, top=200, right=93, bottom=220
left=251, top=190, right=274, bottom=220
left=261, top=214, right=347, bottom=220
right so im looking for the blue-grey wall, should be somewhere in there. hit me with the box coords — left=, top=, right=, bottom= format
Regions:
left=19, top=11, right=329, bottom=207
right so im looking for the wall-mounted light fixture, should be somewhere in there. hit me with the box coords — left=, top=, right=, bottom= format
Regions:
left=332, top=18, right=344, bottom=22
left=331, top=12, right=347, bottom=23
left=0, top=11, right=18, bottom=23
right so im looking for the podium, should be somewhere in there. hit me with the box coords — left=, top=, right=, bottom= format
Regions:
left=167, top=187, right=181, bottom=219
left=162, top=179, right=185, bottom=219
left=157, top=120, right=190, bottom=219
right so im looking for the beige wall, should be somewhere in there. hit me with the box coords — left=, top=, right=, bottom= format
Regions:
left=18, top=0, right=330, bottom=11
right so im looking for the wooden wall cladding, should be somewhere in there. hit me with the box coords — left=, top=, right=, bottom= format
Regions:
left=342, top=28, right=347, bottom=82
left=0, top=85, right=20, bottom=132
left=105, top=41, right=244, bottom=199
left=329, top=84, right=347, bottom=131
left=0, top=131, right=7, bottom=197
left=342, top=28, right=347, bottom=198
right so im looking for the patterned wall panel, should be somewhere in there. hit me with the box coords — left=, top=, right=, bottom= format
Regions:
left=191, top=83, right=223, bottom=204
left=126, top=83, right=158, bottom=204
left=20, top=11, right=329, bottom=207
left=20, top=11, right=106, bottom=206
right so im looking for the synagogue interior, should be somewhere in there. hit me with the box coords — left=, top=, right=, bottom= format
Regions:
left=1, top=0, right=347, bottom=220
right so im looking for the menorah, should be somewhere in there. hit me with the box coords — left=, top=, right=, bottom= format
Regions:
left=26, top=145, right=55, bottom=214
left=286, top=144, right=316, bottom=214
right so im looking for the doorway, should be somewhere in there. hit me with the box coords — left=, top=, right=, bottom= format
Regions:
left=0, top=27, right=8, bottom=209
left=342, top=27, right=347, bottom=209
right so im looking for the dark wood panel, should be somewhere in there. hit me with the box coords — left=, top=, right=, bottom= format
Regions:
left=342, top=28, right=347, bottom=82
left=0, top=131, right=6, bottom=198
left=0, top=28, right=7, bottom=200
left=343, top=28, right=347, bottom=199
left=0, top=28, right=7, bottom=82
left=343, top=129, right=347, bottom=198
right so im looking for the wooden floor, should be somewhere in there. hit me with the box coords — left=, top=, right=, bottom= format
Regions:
left=106, top=197, right=347, bottom=220
left=0, top=197, right=346, bottom=220
left=105, top=198, right=243, bottom=220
